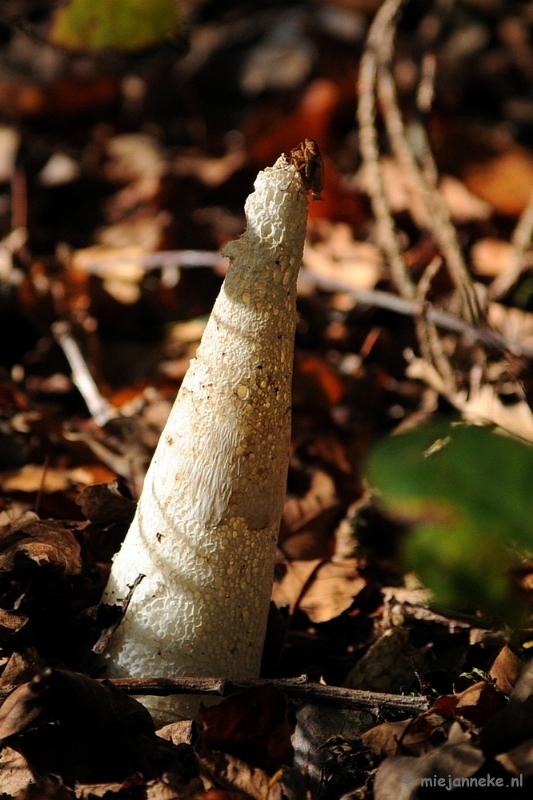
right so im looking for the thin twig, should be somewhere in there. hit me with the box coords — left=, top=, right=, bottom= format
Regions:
left=357, top=0, right=415, bottom=299
left=34, top=456, right=50, bottom=518
left=415, top=257, right=458, bottom=394
left=416, top=52, right=437, bottom=115
left=79, top=250, right=229, bottom=275
left=377, top=65, right=482, bottom=325
left=102, top=675, right=429, bottom=714
left=299, top=267, right=533, bottom=358
left=52, top=321, right=117, bottom=426
left=489, top=185, right=533, bottom=300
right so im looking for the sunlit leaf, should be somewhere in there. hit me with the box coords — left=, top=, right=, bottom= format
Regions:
left=50, top=0, right=182, bottom=52
left=366, top=423, right=533, bottom=621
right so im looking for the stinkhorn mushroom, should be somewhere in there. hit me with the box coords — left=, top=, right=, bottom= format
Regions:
left=102, top=152, right=310, bottom=721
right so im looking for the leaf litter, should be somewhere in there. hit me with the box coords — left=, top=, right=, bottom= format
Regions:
left=2, top=0, right=533, bottom=797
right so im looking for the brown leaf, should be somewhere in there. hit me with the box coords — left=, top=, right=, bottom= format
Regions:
left=400, top=712, right=452, bottom=756
left=0, top=512, right=81, bottom=576
left=484, top=701, right=533, bottom=758
left=490, top=646, right=524, bottom=695
left=281, top=469, right=342, bottom=560
left=488, top=302, right=533, bottom=350
left=345, top=627, right=429, bottom=694
left=0, top=746, right=34, bottom=797
left=0, top=668, right=179, bottom=785
left=373, top=724, right=485, bottom=800
left=156, top=718, right=195, bottom=746
left=496, top=739, right=533, bottom=780
left=0, top=670, right=47, bottom=741
left=453, top=681, right=505, bottom=728
left=0, top=607, right=28, bottom=641
left=463, top=147, right=533, bottom=216
left=190, top=790, right=249, bottom=800
left=74, top=782, right=134, bottom=798
left=196, top=750, right=282, bottom=800
left=471, top=238, right=513, bottom=277
left=302, top=222, right=383, bottom=291
left=294, top=355, right=345, bottom=407
left=363, top=690, right=468, bottom=761
left=77, top=481, right=136, bottom=526
left=406, top=355, right=533, bottom=442
left=0, top=464, right=111, bottom=493
left=439, top=175, right=491, bottom=223
left=74, top=774, right=146, bottom=798
left=361, top=718, right=413, bottom=758
left=0, top=649, right=44, bottom=689
left=199, top=685, right=292, bottom=773
left=273, top=558, right=365, bottom=623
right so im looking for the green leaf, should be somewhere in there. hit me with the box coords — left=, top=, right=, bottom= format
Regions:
left=50, top=0, right=182, bottom=52
left=366, top=423, right=533, bottom=622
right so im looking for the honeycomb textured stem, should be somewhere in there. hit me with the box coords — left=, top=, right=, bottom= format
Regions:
left=102, top=157, right=308, bottom=721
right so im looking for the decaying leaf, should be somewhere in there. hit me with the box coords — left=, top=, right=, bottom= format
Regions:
left=345, top=627, right=429, bottom=695
left=489, top=646, right=525, bottom=695
left=198, top=685, right=293, bottom=774
left=0, top=512, right=82, bottom=576
left=373, top=724, right=485, bottom=800
left=273, top=558, right=365, bottom=623
left=0, top=668, right=185, bottom=784
left=77, top=481, right=136, bottom=527
left=463, top=147, right=533, bottom=216
left=196, top=750, right=282, bottom=800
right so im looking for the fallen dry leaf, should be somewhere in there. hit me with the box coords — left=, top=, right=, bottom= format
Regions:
left=496, top=739, right=533, bottom=780
left=156, top=718, right=195, bottom=747
left=303, top=221, right=383, bottom=291
left=489, top=646, right=524, bottom=695
left=0, top=465, right=114, bottom=494
left=406, top=355, right=533, bottom=442
left=0, top=746, right=34, bottom=797
left=280, top=468, right=342, bottom=560
left=173, top=148, right=247, bottom=187
left=471, top=238, right=514, bottom=278
left=0, top=512, right=81, bottom=576
left=196, top=750, right=282, bottom=800
left=439, top=175, right=491, bottom=223
left=77, top=481, right=136, bottom=527
left=273, top=558, right=365, bottom=623
left=355, top=157, right=428, bottom=228
left=453, top=681, right=505, bottom=729
left=373, top=723, right=485, bottom=800
left=75, top=774, right=146, bottom=798
left=463, top=147, right=533, bottom=216
left=0, top=668, right=181, bottom=785
left=361, top=718, right=414, bottom=758
left=294, top=354, right=346, bottom=407
left=488, top=302, right=533, bottom=349
left=190, top=789, right=249, bottom=800
left=345, top=627, right=430, bottom=694
left=199, top=685, right=292, bottom=773
left=97, top=211, right=171, bottom=255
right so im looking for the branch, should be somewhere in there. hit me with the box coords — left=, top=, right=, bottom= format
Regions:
left=357, top=0, right=415, bottom=299
left=103, top=675, right=429, bottom=714
left=489, top=186, right=533, bottom=300
left=299, top=268, right=533, bottom=358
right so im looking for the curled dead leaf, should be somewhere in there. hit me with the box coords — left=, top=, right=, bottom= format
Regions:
left=0, top=512, right=81, bottom=576
left=273, top=558, right=365, bottom=623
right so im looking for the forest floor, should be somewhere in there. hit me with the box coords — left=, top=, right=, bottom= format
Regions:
left=2, top=0, right=533, bottom=798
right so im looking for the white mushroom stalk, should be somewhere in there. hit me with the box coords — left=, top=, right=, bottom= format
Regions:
left=102, top=155, right=308, bottom=721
